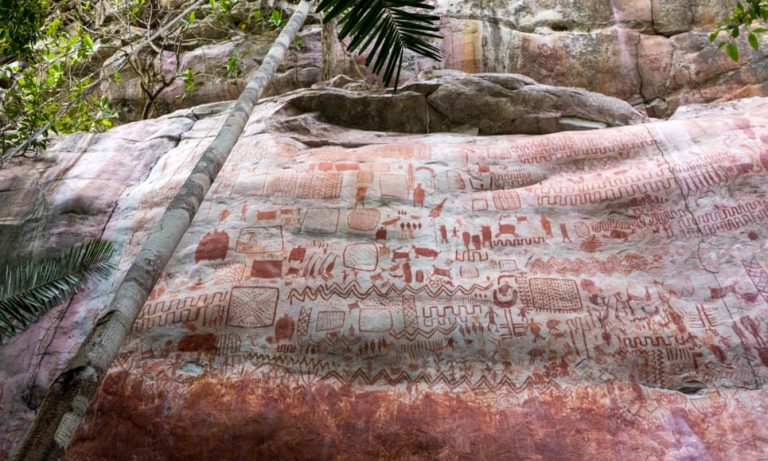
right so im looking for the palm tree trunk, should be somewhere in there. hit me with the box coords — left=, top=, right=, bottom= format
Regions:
left=11, top=2, right=313, bottom=460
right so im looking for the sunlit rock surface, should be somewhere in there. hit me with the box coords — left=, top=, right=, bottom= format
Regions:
left=433, top=0, right=768, bottom=116
left=100, top=0, right=768, bottom=119
left=3, top=77, right=768, bottom=459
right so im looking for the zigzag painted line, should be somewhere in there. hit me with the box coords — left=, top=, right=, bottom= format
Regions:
left=288, top=282, right=493, bottom=303
left=388, top=325, right=457, bottom=341
left=528, top=254, right=649, bottom=276
left=298, top=334, right=362, bottom=348
left=320, top=369, right=563, bottom=393
left=225, top=351, right=334, bottom=372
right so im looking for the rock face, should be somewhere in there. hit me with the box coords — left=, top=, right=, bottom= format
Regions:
left=294, top=71, right=647, bottom=134
left=431, top=0, right=768, bottom=117
left=3, top=75, right=768, bottom=459
left=98, top=0, right=768, bottom=121
left=0, top=101, right=232, bottom=456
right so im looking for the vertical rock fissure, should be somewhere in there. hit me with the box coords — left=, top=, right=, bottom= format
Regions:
left=645, top=125, right=761, bottom=389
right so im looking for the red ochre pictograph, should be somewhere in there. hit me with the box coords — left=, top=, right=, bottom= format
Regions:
left=66, top=106, right=768, bottom=461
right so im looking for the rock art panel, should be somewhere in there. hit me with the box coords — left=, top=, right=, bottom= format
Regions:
left=36, top=95, right=768, bottom=460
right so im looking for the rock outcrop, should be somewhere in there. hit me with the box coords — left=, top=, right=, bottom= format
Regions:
left=2, top=74, right=768, bottom=459
left=433, top=0, right=768, bottom=116
left=292, top=71, right=647, bottom=134
left=95, top=0, right=768, bottom=121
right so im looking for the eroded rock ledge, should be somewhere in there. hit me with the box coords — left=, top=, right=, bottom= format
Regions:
left=285, top=71, right=647, bottom=135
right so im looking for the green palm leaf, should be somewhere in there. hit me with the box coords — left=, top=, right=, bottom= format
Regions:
left=0, top=239, right=115, bottom=341
left=317, top=0, right=442, bottom=89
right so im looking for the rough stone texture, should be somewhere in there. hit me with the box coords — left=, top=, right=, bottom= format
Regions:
left=96, top=0, right=768, bottom=121
left=290, top=71, right=647, bottom=134
left=428, top=0, right=768, bottom=116
left=0, top=102, right=231, bottom=457
left=2, top=79, right=768, bottom=458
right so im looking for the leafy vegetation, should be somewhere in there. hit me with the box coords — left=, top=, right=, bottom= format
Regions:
left=317, top=0, right=442, bottom=88
left=0, top=0, right=443, bottom=163
left=0, top=0, right=47, bottom=60
left=0, top=239, right=115, bottom=341
left=710, top=0, right=768, bottom=60
left=1, top=11, right=118, bottom=160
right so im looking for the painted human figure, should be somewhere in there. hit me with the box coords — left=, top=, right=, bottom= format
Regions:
left=526, top=318, right=545, bottom=342
left=462, top=231, right=471, bottom=250
left=413, top=183, right=425, bottom=207
left=481, top=225, right=493, bottom=247
left=471, top=234, right=482, bottom=250
left=541, top=216, right=553, bottom=237
left=402, top=261, right=413, bottom=284
left=356, top=186, right=367, bottom=207
left=439, top=224, right=449, bottom=244
left=485, top=306, right=498, bottom=331
left=560, top=223, right=572, bottom=242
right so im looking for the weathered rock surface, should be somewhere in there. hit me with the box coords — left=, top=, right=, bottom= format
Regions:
left=291, top=71, right=647, bottom=134
left=96, top=0, right=768, bottom=121
left=431, top=0, right=768, bottom=116
left=3, top=77, right=768, bottom=459
left=0, top=101, right=232, bottom=456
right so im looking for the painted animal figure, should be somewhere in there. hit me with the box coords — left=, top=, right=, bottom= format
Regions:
left=606, top=229, right=634, bottom=241
left=496, top=224, right=518, bottom=237
left=370, top=272, right=386, bottom=284
left=392, top=249, right=411, bottom=261
left=382, top=217, right=401, bottom=227
left=412, top=246, right=439, bottom=258
left=432, top=266, right=452, bottom=279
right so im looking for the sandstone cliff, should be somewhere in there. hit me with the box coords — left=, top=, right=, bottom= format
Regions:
left=95, top=0, right=768, bottom=120
left=2, top=70, right=768, bottom=458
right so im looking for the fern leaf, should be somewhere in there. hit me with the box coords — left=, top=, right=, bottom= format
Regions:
left=317, top=0, right=442, bottom=89
left=0, top=239, right=115, bottom=341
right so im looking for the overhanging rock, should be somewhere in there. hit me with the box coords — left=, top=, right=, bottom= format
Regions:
left=286, top=71, right=648, bottom=134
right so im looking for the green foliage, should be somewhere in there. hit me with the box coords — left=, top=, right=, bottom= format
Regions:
left=243, top=8, right=288, bottom=31
left=1, top=24, right=118, bottom=158
left=0, top=0, right=47, bottom=60
left=209, top=0, right=235, bottom=20
left=0, top=0, right=445, bottom=159
left=316, top=0, right=442, bottom=89
left=0, top=239, right=115, bottom=341
left=224, top=49, right=244, bottom=80
left=710, top=0, right=768, bottom=60
left=268, top=9, right=285, bottom=28
left=179, top=67, right=202, bottom=99
left=116, top=0, right=148, bottom=24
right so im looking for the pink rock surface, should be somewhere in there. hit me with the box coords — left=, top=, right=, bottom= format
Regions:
left=101, top=0, right=768, bottom=120
left=0, top=103, right=231, bottom=457
left=2, top=88, right=763, bottom=459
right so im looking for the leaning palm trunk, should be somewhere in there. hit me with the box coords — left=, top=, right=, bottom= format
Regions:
left=11, top=2, right=313, bottom=460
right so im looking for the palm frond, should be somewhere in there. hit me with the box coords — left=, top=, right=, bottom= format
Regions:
left=317, top=0, right=442, bottom=89
left=0, top=239, right=115, bottom=341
